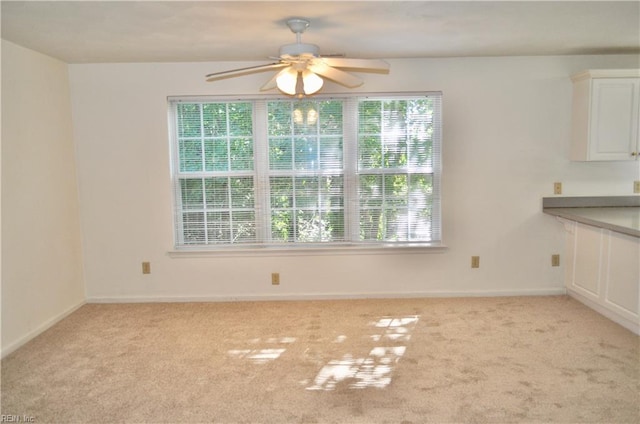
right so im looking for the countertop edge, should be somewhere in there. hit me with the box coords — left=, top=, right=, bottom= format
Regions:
left=543, top=207, right=640, bottom=238
left=542, top=196, right=640, bottom=208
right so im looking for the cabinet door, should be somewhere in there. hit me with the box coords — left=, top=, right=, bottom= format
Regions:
left=571, top=223, right=604, bottom=298
left=589, top=78, right=640, bottom=161
left=605, top=231, right=640, bottom=318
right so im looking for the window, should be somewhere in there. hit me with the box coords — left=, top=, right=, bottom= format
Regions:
left=169, top=93, right=441, bottom=250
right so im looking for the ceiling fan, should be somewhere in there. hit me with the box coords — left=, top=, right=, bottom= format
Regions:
left=205, top=18, right=390, bottom=98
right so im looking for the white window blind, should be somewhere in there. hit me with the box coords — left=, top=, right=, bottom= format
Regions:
left=357, top=97, right=440, bottom=242
left=173, top=102, right=256, bottom=245
left=169, top=93, right=441, bottom=249
left=267, top=99, right=345, bottom=243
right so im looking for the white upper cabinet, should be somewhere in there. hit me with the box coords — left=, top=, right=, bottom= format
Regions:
left=570, top=69, right=640, bottom=161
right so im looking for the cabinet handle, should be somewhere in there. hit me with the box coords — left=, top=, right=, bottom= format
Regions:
left=632, top=152, right=638, bottom=157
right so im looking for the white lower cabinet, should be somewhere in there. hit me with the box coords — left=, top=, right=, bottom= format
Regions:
left=605, top=231, right=640, bottom=317
left=572, top=223, right=604, bottom=296
left=564, top=221, right=640, bottom=333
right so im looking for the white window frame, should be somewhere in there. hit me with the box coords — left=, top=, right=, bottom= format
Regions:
left=168, top=93, right=444, bottom=255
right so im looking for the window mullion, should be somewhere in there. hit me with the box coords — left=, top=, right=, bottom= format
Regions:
left=199, top=104, right=210, bottom=245
left=405, top=106, right=412, bottom=238
left=381, top=101, right=389, bottom=239
left=343, top=97, right=359, bottom=243
left=253, top=100, right=270, bottom=244
left=224, top=104, right=235, bottom=243
left=289, top=103, right=297, bottom=243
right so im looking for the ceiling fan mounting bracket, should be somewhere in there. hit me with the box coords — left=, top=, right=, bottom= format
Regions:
left=286, top=18, right=310, bottom=35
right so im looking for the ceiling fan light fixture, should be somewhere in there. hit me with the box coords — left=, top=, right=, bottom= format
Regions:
left=301, top=69, right=323, bottom=95
left=275, top=67, right=298, bottom=95
left=276, top=68, right=324, bottom=97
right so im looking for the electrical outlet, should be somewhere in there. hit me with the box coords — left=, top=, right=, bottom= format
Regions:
left=554, top=182, right=562, bottom=195
left=551, top=254, right=560, bottom=267
left=471, top=256, right=480, bottom=268
left=142, top=262, right=151, bottom=274
left=271, top=272, right=280, bottom=285
left=634, top=181, right=640, bottom=194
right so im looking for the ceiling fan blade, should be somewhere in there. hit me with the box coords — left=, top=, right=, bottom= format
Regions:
left=206, top=63, right=287, bottom=81
left=307, top=62, right=363, bottom=88
left=319, top=57, right=390, bottom=73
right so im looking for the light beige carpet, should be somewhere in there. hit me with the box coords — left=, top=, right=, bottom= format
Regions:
left=1, top=296, right=639, bottom=423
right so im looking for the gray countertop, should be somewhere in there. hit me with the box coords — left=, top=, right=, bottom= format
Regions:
left=543, top=196, right=640, bottom=238
left=543, top=206, right=640, bottom=238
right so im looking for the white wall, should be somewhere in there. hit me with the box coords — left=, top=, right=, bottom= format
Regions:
left=68, top=54, right=640, bottom=302
left=1, top=40, right=86, bottom=356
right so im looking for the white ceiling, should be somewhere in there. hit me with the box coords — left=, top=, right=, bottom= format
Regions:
left=2, top=1, right=639, bottom=64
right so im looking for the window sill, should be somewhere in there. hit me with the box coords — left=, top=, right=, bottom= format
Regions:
left=168, top=242, right=448, bottom=258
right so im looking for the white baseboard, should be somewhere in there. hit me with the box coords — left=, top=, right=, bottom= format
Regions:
left=87, top=288, right=566, bottom=304
left=567, top=289, right=640, bottom=335
left=1, top=300, right=86, bottom=359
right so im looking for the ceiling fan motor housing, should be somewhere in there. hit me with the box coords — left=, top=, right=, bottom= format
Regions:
left=279, top=43, right=320, bottom=58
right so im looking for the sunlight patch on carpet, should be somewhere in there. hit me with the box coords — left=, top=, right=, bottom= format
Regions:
left=227, top=337, right=296, bottom=364
left=306, top=315, right=419, bottom=390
